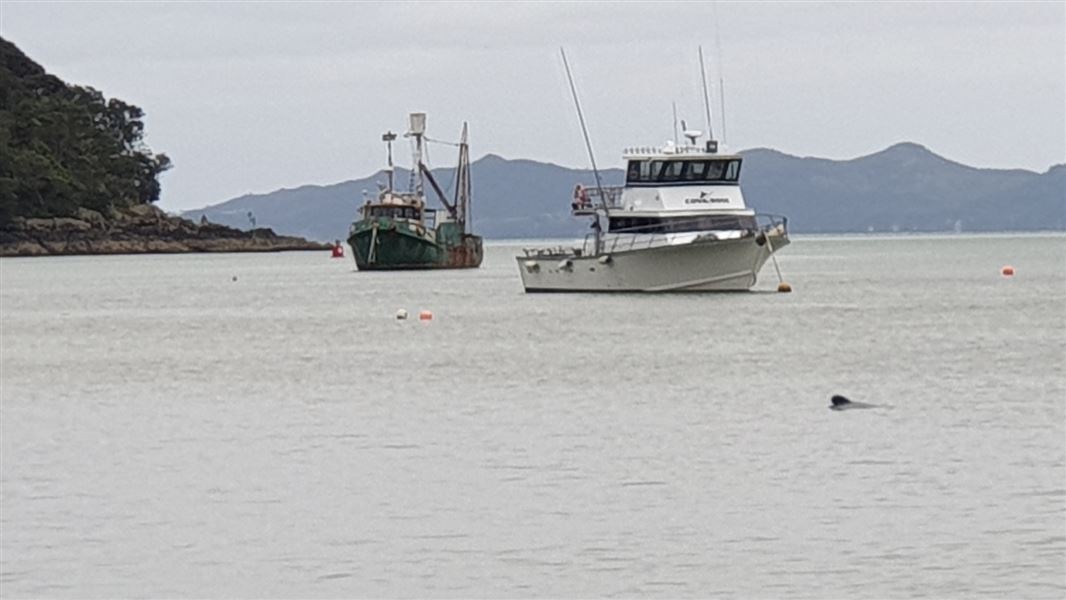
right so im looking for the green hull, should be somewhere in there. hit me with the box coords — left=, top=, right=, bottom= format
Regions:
left=348, top=218, right=483, bottom=270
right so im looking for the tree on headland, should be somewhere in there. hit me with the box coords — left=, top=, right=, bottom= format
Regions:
left=0, top=37, right=172, bottom=225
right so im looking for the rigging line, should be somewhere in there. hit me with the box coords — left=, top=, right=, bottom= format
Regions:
left=407, top=137, right=416, bottom=193
left=445, top=151, right=458, bottom=199
left=423, top=136, right=462, bottom=147
left=765, top=230, right=784, bottom=285
left=424, top=136, right=459, bottom=195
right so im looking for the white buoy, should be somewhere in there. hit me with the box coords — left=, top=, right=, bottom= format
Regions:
left=395, top=309, right=408, bottom=320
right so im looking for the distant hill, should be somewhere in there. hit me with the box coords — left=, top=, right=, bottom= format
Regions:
left=741, top=143, right=1065, bottom=233
left=183, top=143, right=1065, bottom=240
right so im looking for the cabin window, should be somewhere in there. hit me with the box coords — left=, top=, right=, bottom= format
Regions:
left=643, top=159, right=660, bottom=181
left=626, top=161, right=641, bottom=182
left=705, top=160, right=726, bottom=181
left=660, top=161, right=684, bottom=182
left=625, top=159, right=742, bottom=185
left=683, top=161, right=709, bottom=180
left=369, top=206, right=420, bottom=219
left=725, top=160, right=741, bottom=181
left=609, top=214, right=756, bottom=234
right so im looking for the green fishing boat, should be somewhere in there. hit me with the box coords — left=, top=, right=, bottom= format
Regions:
left=348, top=113, right=483, bottom=270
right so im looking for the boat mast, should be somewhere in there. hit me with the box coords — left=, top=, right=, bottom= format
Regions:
left=407, top=113, right=426, bottom=198
left=453, top=122, right=471, bottom=233
left=560, top=48, right=608, bottom=254
left=382, top=131, right=396, bottom=192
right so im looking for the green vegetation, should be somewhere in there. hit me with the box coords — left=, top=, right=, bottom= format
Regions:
left=0, top=37, right=171, bottom=225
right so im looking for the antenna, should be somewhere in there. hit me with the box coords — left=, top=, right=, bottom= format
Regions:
left=718, top=76, right=728, bottom=146
left=672, top=101, right=679, bottom=145
left=698, top=46, right=715, bottom=142
left=714, top=3, right=728, bottom=144
left=382, top=131, right=396, bottom=192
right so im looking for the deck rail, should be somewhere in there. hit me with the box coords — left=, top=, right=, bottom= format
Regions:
left=580, top=213, right=788, bottom=256
left=522, top=213, right=787, bottom=259
left=571, top=185, right=624, bottom=214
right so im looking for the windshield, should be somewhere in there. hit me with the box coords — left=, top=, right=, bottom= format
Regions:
left=368, top=206, right=420, bottom=220
left=626, top=159, right=741, bottom=185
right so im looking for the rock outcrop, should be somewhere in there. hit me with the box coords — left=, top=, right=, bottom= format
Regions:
left=0, top=205, right=331, bottom=257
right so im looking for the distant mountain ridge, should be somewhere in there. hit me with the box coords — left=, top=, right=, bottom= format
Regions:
left=182, top=143, right=1065, bottom=240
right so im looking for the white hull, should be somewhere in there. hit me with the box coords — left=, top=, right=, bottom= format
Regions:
left=517, top=232, right=789, bottom=292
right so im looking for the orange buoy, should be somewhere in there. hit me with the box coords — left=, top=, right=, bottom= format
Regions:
left=1001, top=265, right=1015, bottom=277
left=419, top=310, right=433, bottom=321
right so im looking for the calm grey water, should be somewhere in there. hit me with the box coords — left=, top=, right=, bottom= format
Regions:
left=2, top=234, right=1064, bottom=599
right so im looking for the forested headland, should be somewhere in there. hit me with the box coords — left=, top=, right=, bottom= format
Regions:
left=0, top=36, right=171, bottom=224
left=0, top=37, right=326, bottom=255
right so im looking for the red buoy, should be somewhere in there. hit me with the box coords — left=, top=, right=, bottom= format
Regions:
left=331, top=242, right=345, bottom=258
left=1001, top=265, right=1015, bottom=277
left=419, top=310, right=433, bottom=321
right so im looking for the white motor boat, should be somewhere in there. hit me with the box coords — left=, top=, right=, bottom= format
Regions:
left=516, top=138, right=789, bottom=292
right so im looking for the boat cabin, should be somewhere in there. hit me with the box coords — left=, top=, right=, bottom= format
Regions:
left=571, top=142, right=755, bottom=235
left=362, top=192, right=437, bottom=228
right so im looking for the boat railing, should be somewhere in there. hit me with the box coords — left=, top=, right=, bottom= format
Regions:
left=572, top=185, right=624, bottom=215
left=578, top=213, right=789, bottom=256
left=755, top=213, right=789, bottom=236
left=523, top=245, right=584, bottom=258
left=582, top=231, right=670, bottom=255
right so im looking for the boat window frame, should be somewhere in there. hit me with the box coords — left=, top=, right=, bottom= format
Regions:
left=608, top=213, right=757, bottom=234
left=682, top=161, right=709, bottom=181
left=368, top=205, right=422, bottom=220
left=659, top=160, right=685, bottom=182
left=624, top=158, right=743, bottom=185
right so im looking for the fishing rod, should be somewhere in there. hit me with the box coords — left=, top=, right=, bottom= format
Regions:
left=560, top=48, right=609, bottom=254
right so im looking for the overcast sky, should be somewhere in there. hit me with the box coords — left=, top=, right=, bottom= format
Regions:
left=2, top=1, right=1064, bottom=211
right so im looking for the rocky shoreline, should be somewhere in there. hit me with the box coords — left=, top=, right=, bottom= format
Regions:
left=0, top=205, right=332, bottom=257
